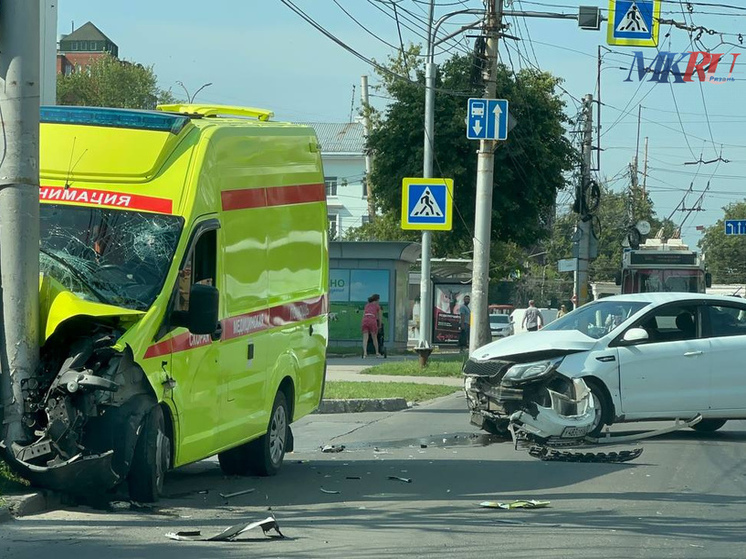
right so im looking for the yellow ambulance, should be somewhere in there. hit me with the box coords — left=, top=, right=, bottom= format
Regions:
left=7, top=104, right=329, bottom=501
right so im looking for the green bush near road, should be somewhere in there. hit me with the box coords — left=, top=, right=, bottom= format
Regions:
left=360, top=354, right=465, bottom=378
left=324, top=381, right=458, bottom=402
left=0, top=460, right=27, bottom=496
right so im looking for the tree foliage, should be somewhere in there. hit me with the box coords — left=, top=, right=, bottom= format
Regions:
left=57, top=54, right=176, bottom=109
left=699, top=200, right=746, bottom=283
left=349, top=50, right=575, bottom=269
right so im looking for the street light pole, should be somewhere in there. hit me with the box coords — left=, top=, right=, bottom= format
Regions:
left=0, top=0, right=41, bottom=446
left=469, top=0, right=504, bottom=353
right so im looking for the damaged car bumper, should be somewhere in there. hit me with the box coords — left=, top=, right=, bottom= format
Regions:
left=464, top=356, right=595, bottom=442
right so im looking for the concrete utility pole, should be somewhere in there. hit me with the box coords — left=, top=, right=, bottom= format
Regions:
left=573, top=94, right=593, bottom=308
left=0, top=0, right=41, bottom=446
left=360, top=75, right=376, bottom=222
left=469, top=0, right=504, bottom=352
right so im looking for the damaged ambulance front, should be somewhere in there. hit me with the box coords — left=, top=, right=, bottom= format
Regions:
left=463, top=331, right=599, bottom=443
left=1, top=107, right=190, bottom=497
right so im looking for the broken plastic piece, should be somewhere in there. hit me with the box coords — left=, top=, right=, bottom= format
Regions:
left=479, top=500, right=551, bottom=509
left=165, top=516, right=284, bottom=541
left=320, top=487, right=341, bottom=494
left=219, top=488, right=256, bottom=499
left=388, top=476, right=412, bottom=483
left=321, top=444, right=346, bottom=453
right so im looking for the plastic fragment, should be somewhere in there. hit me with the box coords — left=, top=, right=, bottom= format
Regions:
left=479, top=500, right=551, bottom=509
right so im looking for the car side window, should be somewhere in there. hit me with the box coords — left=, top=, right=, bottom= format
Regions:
left=176, top=229, right=217, bottom=312
left=706, top=303, right=746, bottom=338
left=631, top=304, right=699, bottom=344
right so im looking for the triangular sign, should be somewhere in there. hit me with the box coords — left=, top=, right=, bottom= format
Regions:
left=410, top=187, right=443, bottom=218
left=616, top=2, right=649, bottom=34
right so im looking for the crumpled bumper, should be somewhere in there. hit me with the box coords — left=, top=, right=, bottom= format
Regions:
left=509, top=378, right=595, bottom=440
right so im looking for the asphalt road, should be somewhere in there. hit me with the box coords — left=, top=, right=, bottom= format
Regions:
left=2, top=392, right=746, bottom=558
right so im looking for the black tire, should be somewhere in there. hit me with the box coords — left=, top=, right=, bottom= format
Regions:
left=218, top=390, right=290, bottom=477
left=482, top=418, right=510, bottom=437
left=248, top=390, right=289, bottom=476
left=586, top=381, right=611, bottom=438
left=691, top=419, right=727, bottom=432
left=128, top=405, right=171, bottom=503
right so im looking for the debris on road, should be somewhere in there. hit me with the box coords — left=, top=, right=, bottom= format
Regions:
left=528, top=445, right=643, bottom=463
left=321, top=444, right=346, bottom=453
left=479, top=500, right=551, bottom=510
left=219, top=488, right=256, bottom=499
left=320, top=487, right=341, bottom=494
left=166, top=516, right=285, bottom=541
left=388, top=476, right=412, bottom=483
left=346, top=476, right=361, bottom=480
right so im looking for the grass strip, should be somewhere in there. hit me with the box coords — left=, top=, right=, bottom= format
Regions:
left=360, top=354, right=466, bottom=378
left=324, top=381, right=458, bottom=402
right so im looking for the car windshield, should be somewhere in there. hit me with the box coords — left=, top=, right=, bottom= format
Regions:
left=40, top=204, right=183, bottom=311
left=490, top=315, right=509, bottom=324
left=623, top=268, right=703, bottom=293
left=541, top=300, right=650, bottom=339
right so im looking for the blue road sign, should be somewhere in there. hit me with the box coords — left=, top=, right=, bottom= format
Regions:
left=725, top=219, right=746, bottom=235
left=467, top=98, right=509, bottom=141
left=401, top=178, right=453, bottom=231
left=608, top=0, right=660, bottom=47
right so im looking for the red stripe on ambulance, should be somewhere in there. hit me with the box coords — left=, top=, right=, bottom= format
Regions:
left=39, top=186, right=173, bottom=214
left=220, top=183, right=325, bottom=211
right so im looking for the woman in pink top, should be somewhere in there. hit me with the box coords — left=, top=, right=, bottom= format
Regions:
left=361, top=293, right=383, bottom=358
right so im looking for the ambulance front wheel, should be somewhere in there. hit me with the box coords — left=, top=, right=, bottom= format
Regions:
left=128, top=405, right=171, bottom=503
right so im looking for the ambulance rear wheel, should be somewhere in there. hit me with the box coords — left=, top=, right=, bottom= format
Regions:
left=247, top=390, right=289, bottom=476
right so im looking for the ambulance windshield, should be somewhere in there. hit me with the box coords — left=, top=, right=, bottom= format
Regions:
left=39, top=204, right=183, bottom=311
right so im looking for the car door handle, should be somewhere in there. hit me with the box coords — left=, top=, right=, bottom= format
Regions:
left=684, top=350, right=703, bottom=357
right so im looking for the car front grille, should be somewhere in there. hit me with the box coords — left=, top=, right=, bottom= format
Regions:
left=463, top=359, right=513, bottom=378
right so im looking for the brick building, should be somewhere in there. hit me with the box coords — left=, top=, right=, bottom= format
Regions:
left=57, top=22, right=118, bottom=75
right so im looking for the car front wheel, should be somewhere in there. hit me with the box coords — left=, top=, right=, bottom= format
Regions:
left=586, top=381, right=611, bottom=438
left=128, top=405, right=171, bottom=502
left=691, top=419, right=727, bottom=432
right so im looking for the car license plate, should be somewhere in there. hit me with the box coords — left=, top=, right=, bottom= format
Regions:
left=561, top=426, right=589, bottom=438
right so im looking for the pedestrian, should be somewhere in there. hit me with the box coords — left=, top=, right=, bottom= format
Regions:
left=361, top=293, right=383, bottom=358
left=522, top=300, right=544, bottom=332
left=459, top=294, right=471, bottom=351
left=557, top=304, right=568, bottom=318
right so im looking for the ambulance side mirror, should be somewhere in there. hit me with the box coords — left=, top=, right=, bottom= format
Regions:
left=186, top=284, right=220, bottom=335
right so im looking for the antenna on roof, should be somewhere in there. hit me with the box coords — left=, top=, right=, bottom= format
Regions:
left=71, top=20, right=74, bottom=32
left=349, top=84, right=356, bottom=123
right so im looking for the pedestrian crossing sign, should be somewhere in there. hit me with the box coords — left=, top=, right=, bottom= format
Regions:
left=401, top=177, right=453, bottom=231
left=607, top=0, right=660, bottom=47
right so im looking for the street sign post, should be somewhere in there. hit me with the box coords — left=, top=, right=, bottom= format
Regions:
left=467, top=98, right=509, bottom=141
left=401, top=177, right=453, bottom=231
left=725, top=219, right=746, bottom=235
left=558, top=258, right=575, bottom=273
left=607, top=0, right=660, bottom=47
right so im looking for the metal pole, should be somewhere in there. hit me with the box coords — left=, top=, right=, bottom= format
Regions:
left=361, top=75, right=376, bottom=222
left=418, top=0, right=436, bottom=349
left=642, top=137, right=649, bottom=198
left=469, top=0, right=503, bottom=352
left=573, top=94, right=593, bottom=308
left=0, top=0, right=41, bottom=446
left=39, top=0, right=57, bottom=106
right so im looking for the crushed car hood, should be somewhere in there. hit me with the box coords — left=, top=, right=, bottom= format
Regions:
left=470, top=330, right=598, bottom=362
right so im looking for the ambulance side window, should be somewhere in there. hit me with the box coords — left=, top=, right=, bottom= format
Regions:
left=177, top=229, right=217, bottom=312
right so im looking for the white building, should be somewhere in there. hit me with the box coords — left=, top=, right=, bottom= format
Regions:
left=300, top=122, right=369, bottom=239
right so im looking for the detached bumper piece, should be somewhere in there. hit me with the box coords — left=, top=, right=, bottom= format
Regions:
left=528, top=445, right=643, bottom=463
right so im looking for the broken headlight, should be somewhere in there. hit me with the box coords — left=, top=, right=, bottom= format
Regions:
left=502, top=357, right=563, bottom=385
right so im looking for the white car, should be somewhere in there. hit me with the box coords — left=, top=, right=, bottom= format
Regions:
left=489, top=314, right=513, bottom=338
left=464, top=293, right=746, bottom=439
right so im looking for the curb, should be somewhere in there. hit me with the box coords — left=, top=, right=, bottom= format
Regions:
left=317, top=398, right=410, bottom=414
left=0, top=490, right=61, bottom=521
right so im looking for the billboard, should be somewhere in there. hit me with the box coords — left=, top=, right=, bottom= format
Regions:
left=329, top=269, right=390, bottom=341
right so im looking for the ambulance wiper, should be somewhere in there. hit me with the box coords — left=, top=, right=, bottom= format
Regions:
left=40, top=247, right=108, bottom=305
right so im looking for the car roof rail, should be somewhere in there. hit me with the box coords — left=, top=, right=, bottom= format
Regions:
left=156, top=104, right=274, bottom=121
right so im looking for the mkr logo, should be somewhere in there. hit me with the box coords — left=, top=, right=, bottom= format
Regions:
left=624, top=51, right=740, bottom=84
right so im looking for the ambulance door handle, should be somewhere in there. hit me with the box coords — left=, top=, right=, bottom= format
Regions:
left=309, top=325, right=314, bottom=336
left=211, top=321, right=223, bottom=342
left=247, top=343, right=254, bottom=360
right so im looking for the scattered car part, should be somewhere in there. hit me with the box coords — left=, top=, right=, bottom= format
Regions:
left=165, top=516, right=284, bottom=541
left=219, top=488, right=256, bottom=499
left=479, top=500, right=550, bottom=509
left=528, top=445, right=644, bottom=463
left=320, top=487, right=341, bottom=494
left=388, top=476, right=412, bottom=483
left=322, top=444, right=346, bottom=453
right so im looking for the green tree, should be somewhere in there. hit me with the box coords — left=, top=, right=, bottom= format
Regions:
left=349, top=50, right=575, bottom=270
left=57, top=54, right=176, bottom=109
left=699, top=200, right=746, bottom=283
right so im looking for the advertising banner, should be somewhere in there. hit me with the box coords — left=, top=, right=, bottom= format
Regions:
left=433, top=284, right=471, bottom=345
left=329, top=269, right=389, bottom=341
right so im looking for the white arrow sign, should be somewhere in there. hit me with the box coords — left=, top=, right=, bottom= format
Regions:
left=472, top=121, right=482, bottom=136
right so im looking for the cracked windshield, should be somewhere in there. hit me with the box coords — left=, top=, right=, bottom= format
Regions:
left=39, top=204, right=182, bottom=310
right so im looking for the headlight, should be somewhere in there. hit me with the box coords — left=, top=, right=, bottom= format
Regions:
left=502, top=357, right=563, bottom=384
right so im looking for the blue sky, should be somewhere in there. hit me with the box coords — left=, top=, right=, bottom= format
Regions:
left=58, top=1, right=746, bottom=249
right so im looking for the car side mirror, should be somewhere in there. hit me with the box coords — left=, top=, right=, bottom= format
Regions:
left=705, top=272, right=712, bottom=288
left=172, top=284, right=219, bottom=335
left=622, top=327, right=648, bottom=344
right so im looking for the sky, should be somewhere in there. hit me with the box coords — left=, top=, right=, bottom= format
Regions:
left=56, top=0, right=746, bottom=251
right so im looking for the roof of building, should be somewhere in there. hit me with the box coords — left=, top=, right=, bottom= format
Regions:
left=62, top=22, right=116, bottom=45
left=297, top=121, right=365, bottom=154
